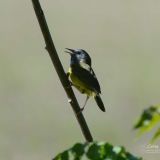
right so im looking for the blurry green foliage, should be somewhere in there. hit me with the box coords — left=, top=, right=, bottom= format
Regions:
left=53, top=142, right=141, bottom=160
left=152, top=128, right=160, bottom=142
left=134, top=105, right=160, bottom=142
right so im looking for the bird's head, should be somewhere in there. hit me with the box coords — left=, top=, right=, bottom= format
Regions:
left=65, top=48, right=91, bottom=66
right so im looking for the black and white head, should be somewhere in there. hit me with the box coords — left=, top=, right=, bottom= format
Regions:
left=65, top=48, right=92, bottom=67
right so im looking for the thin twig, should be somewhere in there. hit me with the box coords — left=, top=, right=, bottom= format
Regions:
left=31, top=0, right=93, bottom=142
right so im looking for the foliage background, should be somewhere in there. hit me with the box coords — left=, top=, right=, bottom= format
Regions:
left=0, top=0, right=160, bottom=160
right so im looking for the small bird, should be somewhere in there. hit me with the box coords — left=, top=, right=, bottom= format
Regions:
left=65, top=48, right=105, bottom=112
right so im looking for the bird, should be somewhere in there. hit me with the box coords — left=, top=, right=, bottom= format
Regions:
left=65, top=48, right=105, bottom=112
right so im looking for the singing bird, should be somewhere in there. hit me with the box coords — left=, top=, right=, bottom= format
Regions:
left=65, top=48, right=105, bottom=112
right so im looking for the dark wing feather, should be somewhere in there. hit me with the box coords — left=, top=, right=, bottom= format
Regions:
left=72, top=66, right=101, bottom=93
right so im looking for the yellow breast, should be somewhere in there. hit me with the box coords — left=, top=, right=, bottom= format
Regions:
left=68, top=67, right=95, bottom=97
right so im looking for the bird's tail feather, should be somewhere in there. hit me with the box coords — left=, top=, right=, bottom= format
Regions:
left=94, top=95, right=105, bottom=112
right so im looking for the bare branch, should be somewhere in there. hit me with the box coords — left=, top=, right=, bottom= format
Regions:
left=31, top=0, right=93, bottom=142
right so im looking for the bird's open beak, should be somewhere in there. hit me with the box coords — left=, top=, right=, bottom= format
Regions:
left=65, top=48, right=75, bottom=55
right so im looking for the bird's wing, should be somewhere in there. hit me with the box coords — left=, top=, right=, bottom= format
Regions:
left=90, top=67, right=97, bottom=78
left=79, top=61, right=97, bottom=78
left=72, top=66, right=101, bottom=94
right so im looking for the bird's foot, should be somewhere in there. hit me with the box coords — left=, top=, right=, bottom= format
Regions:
left=66, top=82, right=72, bottom=89
left=76, top=107, right=85, bottom=115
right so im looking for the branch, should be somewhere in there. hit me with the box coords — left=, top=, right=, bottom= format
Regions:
left=31, top=0, right=93, bottom=142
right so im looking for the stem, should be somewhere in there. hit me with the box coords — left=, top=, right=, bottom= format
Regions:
left=31, top=0, right=93, bottom=142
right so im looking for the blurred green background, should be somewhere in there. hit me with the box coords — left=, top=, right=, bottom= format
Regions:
left=0, top=0, right=160, bottom=160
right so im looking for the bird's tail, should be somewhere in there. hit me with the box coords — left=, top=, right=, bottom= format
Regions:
left=94, top=95, right=105, bottom=112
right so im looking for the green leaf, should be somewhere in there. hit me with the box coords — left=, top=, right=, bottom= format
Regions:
left=53, top=150, right=69, bottom=160
left=71, top=143, right=85, bottom=158
left=134, top=105, right=160, bottom=136
left=86, top=143, right=102, bottom=160
left=103, top=143, right=115, bottom=159
left=126, top=152, right=143, bottom=160
left=151, top=127, right=160, bottom=143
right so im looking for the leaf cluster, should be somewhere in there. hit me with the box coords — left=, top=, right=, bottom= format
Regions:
left=134, top=105, right=160, bottom=142
left=53, top=142, right=141, bottom=160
